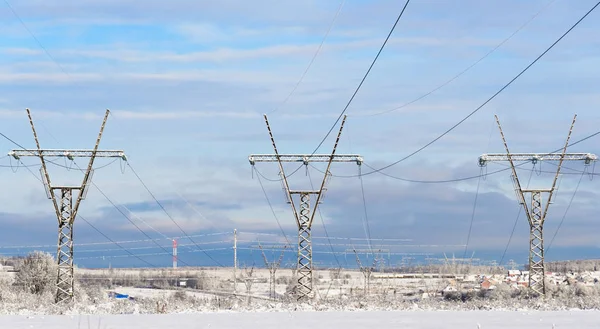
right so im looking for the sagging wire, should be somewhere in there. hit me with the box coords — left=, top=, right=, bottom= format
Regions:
left=63, top=157, right=75, bottom=171
left=10, top=156, right=20, bottom=173
left=119, top=157, right=127, bottom=174
left=358, top=172, right=374, bottom=259
left=462, top=166, right=483, bottom=259
left=498, top=163, right=536, bottom=266
left=533, top=159, right=542, bottom=176
left=251, top=164, right=303, bottom=182
left=252, top=166, right=292, bottom=249
left=307, top=169, right=341, bottom=267
left=546, top=166, right=588, bottom=255
left=481, top=164, right=488, bottom=181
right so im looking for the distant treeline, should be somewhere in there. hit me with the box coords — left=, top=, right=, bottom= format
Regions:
left=545, top=259, right=600, bottom=273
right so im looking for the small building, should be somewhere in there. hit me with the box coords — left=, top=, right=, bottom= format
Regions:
left=508, top=270, right=521, bottom=277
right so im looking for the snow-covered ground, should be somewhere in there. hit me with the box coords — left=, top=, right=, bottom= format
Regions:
left=1, top=310, right=597, bottom=328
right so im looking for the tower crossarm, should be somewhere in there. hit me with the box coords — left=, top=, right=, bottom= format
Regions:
left=249, top=154, right=363, bottom=165
left=9, top=149, right=126, bottom=160
left=478, top=152, right=597, bottom=166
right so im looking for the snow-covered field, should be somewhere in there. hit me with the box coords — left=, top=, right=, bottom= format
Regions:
left=2, top=310, right=598, bottom=328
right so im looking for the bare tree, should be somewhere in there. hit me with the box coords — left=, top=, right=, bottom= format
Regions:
left=14, top=251, right=57, bottom=295
left=242, top=265, right=255, bottom=305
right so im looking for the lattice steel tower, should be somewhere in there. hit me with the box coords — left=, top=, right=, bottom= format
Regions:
left=249, top=114, right=362, bottom=301
left=9, top=109, right=126, bottom=303
left=478, top=114, right=597, bottom=296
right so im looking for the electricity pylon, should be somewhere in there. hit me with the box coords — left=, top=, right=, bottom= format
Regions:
left=478, top=114, right=597, bottom=296
left=9, top=109, right=126, bottom=303
left=348, top=248, right=388, bottom=296
left=257, top=243, right=287, bottom=299
left=249, top=114, right=362, bottom=301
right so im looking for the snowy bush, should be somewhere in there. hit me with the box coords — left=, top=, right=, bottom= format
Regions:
left=13, top=251, right=57, bottom=295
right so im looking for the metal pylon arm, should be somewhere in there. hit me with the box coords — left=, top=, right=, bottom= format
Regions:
left=9, top=149, right=127, bottom=160
left=249, top=154, right=363, bottom=165
left=478, top=153, right=597, bottom=166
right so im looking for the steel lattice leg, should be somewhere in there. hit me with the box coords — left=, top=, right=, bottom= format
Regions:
left=270, top=269, right=276, bottom=299
left=528, top=191, right=545, bottom=296
left=55, top=188, right=74, bottom=304
left=296, top=193, right=313, bottom=301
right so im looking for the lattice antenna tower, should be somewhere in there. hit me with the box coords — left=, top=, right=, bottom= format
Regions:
left=9, top=108, right=126, bottom=303
left=478, top=114, right=597, bottom=296
left=249, top=114, right=362, bottom=301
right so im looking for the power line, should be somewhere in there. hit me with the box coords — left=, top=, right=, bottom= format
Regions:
left=353, top=0, right=557, bottom=117
left=309, top=161, right=515, bottom=182
left=1, top=126, right=194, bottom=267
left=3, top=0, right=71, bottom=78
left=253, top=166, right=292, bottom=248
left=462, top=168, right=483, bottom=258
left=0, top=241, right=230, bottom=256
left=340, top=2, right=600, bottom=177
left=4, top=1, right=223, bottom=265
left=546, top=168, right=587, bottom=254
left=125, top=161, right=225, bottom=267
left=0, top=233, right=230, bottom=250
left=358, top=174, right=373, bottom=255
left=77, top=215, right=158, bottom=267
left=15, top=156, right=158, bottom=268
left=307, top=169, right=341, bottom=267
left=77, top=247, right=230, bottom=260
left=0, top=130, right=193, bottom=267
left=498, top=165, right=536, bottom=265
left=497, top=160, right=599, bottom=176
left=70, top=161, right=194, bottom=267
left=268, top=0, right=346, bottom=115
left=253, top=164, right=303, bottom=182
left=308, top=0, right=412, bottom=156
left=309, top=129, right=600, bottom=180
left=0, top=131, right=117, bottom=171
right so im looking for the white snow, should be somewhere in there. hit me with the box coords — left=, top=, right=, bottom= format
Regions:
left=0, top=311, right=598, bottom=329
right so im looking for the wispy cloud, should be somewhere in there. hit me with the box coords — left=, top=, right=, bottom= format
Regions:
left=0, top=0, right=598, bottom=266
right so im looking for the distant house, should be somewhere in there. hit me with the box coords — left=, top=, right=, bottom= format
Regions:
left=508, top=270, right=521, bottom=277
left=480, top=279, right=496, bottom=290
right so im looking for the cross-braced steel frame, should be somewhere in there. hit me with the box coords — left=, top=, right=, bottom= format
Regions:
left=350, top=249, right=385, bottom=296
left=478, top=114, right=597, bottom=296
left=9, top=108, right=126, bottom=303
left=257, top=243, right=286, bottom=300
left=249, top=114, right=362, bottom=301
left=296, top=191, right=313, bottom=298
left=56, top=188, right=75, bottom=302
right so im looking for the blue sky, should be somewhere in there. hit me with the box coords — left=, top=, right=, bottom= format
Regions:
left=0, top=0, right=599, bottom=269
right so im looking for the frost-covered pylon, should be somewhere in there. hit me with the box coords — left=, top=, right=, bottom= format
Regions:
left=249, top=114, right=362, bottom=301
left=478, top=114, right=597, bottom=296
left=9, top=109, right=126, bottom=303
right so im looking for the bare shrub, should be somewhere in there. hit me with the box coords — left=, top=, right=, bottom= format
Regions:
left=77, top=282, right=107, bottom=304
left=188, top=271, right=210, bottom=290
left=173, top=290, right=188, bottom=301
left=443, top=291, right=461, bottom=301
left=329, top=269, right=341, bottom=281
left=14, top=251, right=57, bottom=295
left=276, top=276, right=291, bottom=285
